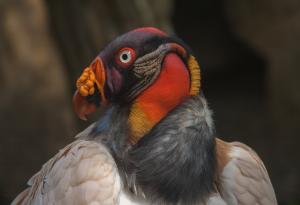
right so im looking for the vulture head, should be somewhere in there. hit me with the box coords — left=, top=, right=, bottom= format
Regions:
left=73, top=27, right=201, bottom=143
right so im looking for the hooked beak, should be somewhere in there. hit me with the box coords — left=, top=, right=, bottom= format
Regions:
left=72, top=57, right=107, bottom=120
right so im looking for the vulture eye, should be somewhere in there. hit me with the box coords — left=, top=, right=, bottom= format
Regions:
left=116, top=48, right=136, bottom=68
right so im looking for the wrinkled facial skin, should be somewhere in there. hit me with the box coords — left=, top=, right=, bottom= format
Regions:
left=100, top=31, right=168, bottom=103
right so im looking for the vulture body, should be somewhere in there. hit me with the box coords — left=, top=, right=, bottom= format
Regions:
left=12, top=27, right=277, bottom=205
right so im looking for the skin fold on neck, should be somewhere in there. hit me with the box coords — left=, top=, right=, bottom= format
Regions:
left=128, top=53, right=191, bottom=144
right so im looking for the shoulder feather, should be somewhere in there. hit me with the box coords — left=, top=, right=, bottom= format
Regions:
left=219, top=141, right=277, bottom=205
left=11, top=140, right=121, bottom=205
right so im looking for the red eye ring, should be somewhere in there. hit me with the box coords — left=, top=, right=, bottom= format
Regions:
left=116, top=47, right=136, bottom=68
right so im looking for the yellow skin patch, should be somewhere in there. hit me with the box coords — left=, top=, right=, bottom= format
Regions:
left=128, top=102, right=153, bottom=144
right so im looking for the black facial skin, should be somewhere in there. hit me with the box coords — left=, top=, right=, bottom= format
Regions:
left=102, top=34, right=167, bottom=103
left=90, top=30, right=192, bottom=105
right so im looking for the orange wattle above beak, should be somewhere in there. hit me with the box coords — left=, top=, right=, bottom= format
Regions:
left=72, top=57, right=107, bottom=120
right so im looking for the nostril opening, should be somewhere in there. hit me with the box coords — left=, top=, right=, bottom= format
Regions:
left=86, top=86, right=101, bottom=106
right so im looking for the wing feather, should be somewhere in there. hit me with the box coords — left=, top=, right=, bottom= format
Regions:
left=11, top=140, right=121, bottom=205
left=220, top=142, right=277, bottom=205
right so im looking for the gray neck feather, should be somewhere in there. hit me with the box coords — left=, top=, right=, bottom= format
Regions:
left=77, top=94, right=216, bottom=204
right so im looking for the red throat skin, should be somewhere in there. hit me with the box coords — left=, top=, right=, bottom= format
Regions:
left=129, top=53, right=191, bottom=144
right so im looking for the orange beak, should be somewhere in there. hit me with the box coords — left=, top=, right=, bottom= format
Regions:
left=72, top=57, right=107, bottom=120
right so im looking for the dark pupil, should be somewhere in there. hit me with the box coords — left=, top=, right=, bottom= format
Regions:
left=122, top=53, right=128, bottom=61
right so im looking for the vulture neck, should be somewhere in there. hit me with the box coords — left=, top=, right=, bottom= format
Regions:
left=128, top=53, right=191, bottom=144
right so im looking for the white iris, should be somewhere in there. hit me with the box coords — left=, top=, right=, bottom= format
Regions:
left=119, top=50, right=131, bottom=63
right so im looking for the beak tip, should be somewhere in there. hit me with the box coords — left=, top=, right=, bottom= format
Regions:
left=72, top=91, right=98, bottom=121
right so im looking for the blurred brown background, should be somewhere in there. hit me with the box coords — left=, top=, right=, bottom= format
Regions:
left=0, top=0, right=299, bottom=204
